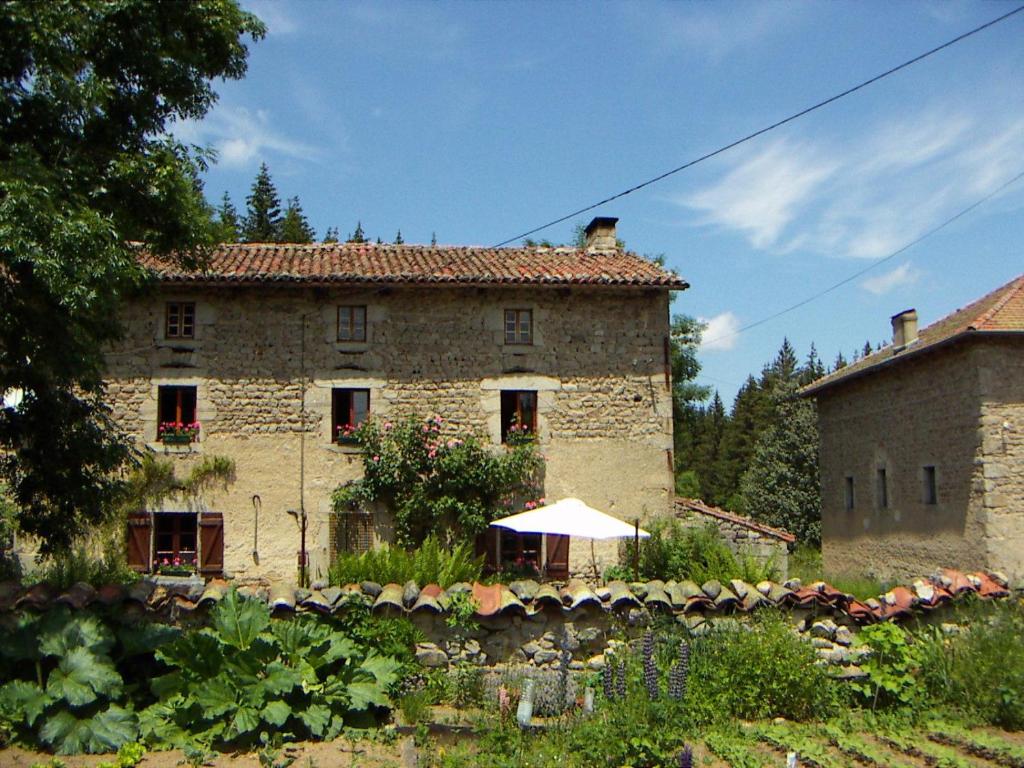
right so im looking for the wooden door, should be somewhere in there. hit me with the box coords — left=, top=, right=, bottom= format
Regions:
left=545, top=534, right=569, bottom=580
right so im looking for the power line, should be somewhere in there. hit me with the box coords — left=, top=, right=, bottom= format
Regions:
left=492, top=5, right=1024, bottom=247
left=700, top=167, right=1024, bottom=348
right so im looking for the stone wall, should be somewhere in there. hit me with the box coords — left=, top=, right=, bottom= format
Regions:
left=815, top=338, right=1024, bottom=582
left=676, top=508, right=790, bottom=579
left=87, top=285, right=675, bottom=581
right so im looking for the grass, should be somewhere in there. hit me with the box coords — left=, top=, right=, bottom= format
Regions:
left=787, top=543, right=892, bottom=599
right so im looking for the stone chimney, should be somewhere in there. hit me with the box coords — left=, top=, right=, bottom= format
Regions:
left=584, top=216, right=619, bottom=251
left=891, top=309, right=918, bottom=350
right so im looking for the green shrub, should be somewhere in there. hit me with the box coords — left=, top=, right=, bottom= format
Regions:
left=620, top=520, right=779, bottom=585
left=851, top=622, right=920, bottom=709
left=687, top=613, right=842, bottom=723
left=30, top=545, right=138, bottom=591
left=917, top=600, right=1024, bottom=729
left=329, top=535, right=482, bottom=587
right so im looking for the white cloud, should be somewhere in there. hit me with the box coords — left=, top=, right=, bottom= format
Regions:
left=699, top=312, right=742, bottom=351
left=676, top=105, right=1024, bottom=259
left=861, top=263, right=922, bottom=296
left=172, top=106, right=319, bottom=169
left=243, top=0, right=299, bottom=35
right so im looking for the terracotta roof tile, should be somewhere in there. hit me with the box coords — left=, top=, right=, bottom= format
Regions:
left=139, top=242, right=688, bottom=289
left=804, top=273, right=1024, bottom=395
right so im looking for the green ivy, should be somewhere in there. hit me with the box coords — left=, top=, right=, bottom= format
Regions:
left=331, top=416, right=542, bottom=546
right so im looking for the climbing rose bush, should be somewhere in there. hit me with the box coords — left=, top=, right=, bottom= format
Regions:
left=331, top=416, right=543, bottom=546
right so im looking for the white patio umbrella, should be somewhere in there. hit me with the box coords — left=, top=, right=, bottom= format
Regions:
left=489, top=497, right=650, bottom=540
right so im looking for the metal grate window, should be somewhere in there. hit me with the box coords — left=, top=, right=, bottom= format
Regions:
left=329, top=510, right=373, bottom=556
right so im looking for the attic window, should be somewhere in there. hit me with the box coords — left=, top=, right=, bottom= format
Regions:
left=504, top=309, right=532, bottom=345
left=338, top=306, right=367, bottom=342
left=165, top=302, right=195, bottom=339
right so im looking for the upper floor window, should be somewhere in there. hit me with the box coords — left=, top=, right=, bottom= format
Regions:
left=504, top=309, right=533, bottom=345
left=844, top=476, right=855, bottom=511
left=876, top=467, right=889, bottom=510
left=332, top=388, right=370, bottom=443
left=157, top=385, right=198, bottom=443
left=165, top=302, right=195, bottom=339
left=338, top=306, right=367, bottom=342
left=501, top=390, right=537, bottom=443
left=923, top=465, right=938, bottom=505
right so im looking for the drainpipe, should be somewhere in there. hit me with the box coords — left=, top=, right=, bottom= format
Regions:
left=296, top=310, right=309, bottom=587
left=251, top=494, right=261, bottom=564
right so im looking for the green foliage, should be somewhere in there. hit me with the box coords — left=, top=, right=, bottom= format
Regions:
left=30, top=546, right=138, bottom=592
left=444, top=591, right=478, bottom=634
left=0, top=0, right=265, bottom=554
left=242, top=163, right=283, bottom=242
left=279, top=196, right=316, bottom=243
left=687, top=613, right=842, bottom=723
left=329, top=535, right=483, bottom=588
left=852, top=622, right=920, bottom=709
left=0, top=610, right=138, bottom=753
left=140, top=589, right=401, bottom=749
left=331, top=416, right=542, bottom=546
left=214, top=192, right=241, bottom=242
left=624, top=519, right=779, bottom=584
left=917, top=600, right=1024, bottom=729
left=738, top=382, right=821, bottom=545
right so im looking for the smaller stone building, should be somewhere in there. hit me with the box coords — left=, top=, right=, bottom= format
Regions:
left=803, top=274, right=1024, bottom=581
left=675, top=498, right=794, bottom=578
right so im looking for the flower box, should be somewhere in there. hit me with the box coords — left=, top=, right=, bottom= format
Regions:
left=335, top=434, right=360, bottom=446
left=161, top=433, right=194, bottom=445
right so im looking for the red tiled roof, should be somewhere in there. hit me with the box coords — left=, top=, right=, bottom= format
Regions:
left=803, top=273, right=1024, bottom=396
left=675, top=498, right=797, bottom=543
left=139, top=242, right=689, bottom=289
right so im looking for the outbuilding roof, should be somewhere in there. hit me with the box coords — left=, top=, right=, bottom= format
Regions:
left=139, top=242, right=689, bottom=289
left=802, top=273, right=1024, bottom=396
left=675, top=498, right=796, bottom=544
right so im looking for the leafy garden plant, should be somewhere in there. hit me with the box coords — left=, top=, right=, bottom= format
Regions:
left=138, top=589, right=400, bottom=748
left=331, top=416, right=542, bottom=546
left=329, top=535, right=482, bottom=587
left=851, top=621, right=920, bottom=710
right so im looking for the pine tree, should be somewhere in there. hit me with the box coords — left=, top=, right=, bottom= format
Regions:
left=861, top=340, right=873, bottom=359
left=242, top=163, right=283, bottom=242
left=833, top=351, right=847, bottom=371
left=323, top=226, right=339, bottom=243
left=738, top=383, right=821, bottom=544
left=692, top=392, right=728, bottom=504
left=279, top=196, right=316, bottom=243
left=431, top=232, right=437, bottom=246
left=714, top=375, right=772, bottom=511
left=347, top=221, right=366, bottom=243
left=214, top=191, right=240, bottom=242
left=799, top=343, right=826, bottom=387
left=394, top=229, right=404, bottom=244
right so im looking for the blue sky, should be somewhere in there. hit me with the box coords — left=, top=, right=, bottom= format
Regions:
left=177, top=1, right=1024, bottom=404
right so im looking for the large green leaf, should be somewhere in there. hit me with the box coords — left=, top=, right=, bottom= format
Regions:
left=39, top=612, right=114, bottom=658
left=0, top=680, right=52, bottom=726
left=347, top=679, right=389, bottom=711
left=298, top=703, right=331, bottom=737
left=150, top=671, right=187, bottom=700
left=46, top=648, right=122, bottom=706
left=230, top=705, right=260, bottom=737
left=40, top=705, right=138, bottom=754
left=263, top=661, right=302, bottom=695
left=137, top=702, right=192, bottom=749
left=155, top=630, right=223, bottom=678
left=194, top=675, right=238, bottom=718
left=0, top=613, right=43, bottom=662
left=262, top=699, right=290, bottom=727
left=359, top=654, right=402, bottom=689
left=117, top=621, right=181, bottom=657
left=272, top=616, right=331, bottom=660
left=212, top=589, right=270, bottom=650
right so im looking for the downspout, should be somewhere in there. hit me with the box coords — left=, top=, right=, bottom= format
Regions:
left=251, top=494, right=261, bottom=564
left=297, top=311, right=309, bottom=586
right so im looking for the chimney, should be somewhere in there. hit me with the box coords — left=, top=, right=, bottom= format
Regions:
left=891, top=309, right=918, bottom=350
left=584, top=216, right=619, bottom=251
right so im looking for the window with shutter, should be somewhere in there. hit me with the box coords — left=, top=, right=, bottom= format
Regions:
left=198, top=512, right=225, bottom=576
left=126, top=513, right=153, bottom=573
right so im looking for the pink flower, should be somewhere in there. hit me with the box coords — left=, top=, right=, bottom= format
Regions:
left=372, top=455, right=380, bottom=462
left=428, top=449, right=436, bottom=459
left=384, top=422, right=393, bottom=430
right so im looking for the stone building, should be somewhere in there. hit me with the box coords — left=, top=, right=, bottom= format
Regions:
left=675, top=498, right=794, bottom=578
left=802, top=274, right=1024, bottom=581
left=98, top=217, right=685, bottom=583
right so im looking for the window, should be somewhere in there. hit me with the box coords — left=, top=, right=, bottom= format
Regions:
left=504, top=309, right=533, bottom=345
left=332, top=388, right=370, bottom=443
left=154, top=512, right=197, bottom=568
left=338, top=306, right=367, bottom=342
left=330, top=510, right=373, bottom=555
left=923, top=466, right=938, bottom=505
left=500, top=529, right=542, bottom=571
left=157, top=385, right=198, bottom=443
left=500, top=390, right=537, bottom=443
left=165, top=302, right=195, bottom=339
left=876, top=467, right=888, bottom=510
left=844, top=476, right=855, bottom=511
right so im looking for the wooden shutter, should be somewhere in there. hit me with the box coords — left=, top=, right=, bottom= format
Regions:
left=545, top=534, right=569, bottom=580
left=126, top=513, right=152, bottom=573
left=475, top=528, right=499, bottom=572
left=198, top=512, right=224, bottom=577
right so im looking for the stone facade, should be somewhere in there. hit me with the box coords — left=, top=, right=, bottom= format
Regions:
left=814, top=337, right=1024, bottom=582
left=97, top=284, right=675, bottom=582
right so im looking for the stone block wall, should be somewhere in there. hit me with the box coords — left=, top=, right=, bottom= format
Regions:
left=816, top=338, right=1024, bottom=582
left=676, top=510, right=790, bottom=579
left=96, top=285, right=675, bottom=581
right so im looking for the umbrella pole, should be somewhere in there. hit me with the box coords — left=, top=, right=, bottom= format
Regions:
left=633, top=518, right=640, bottom=582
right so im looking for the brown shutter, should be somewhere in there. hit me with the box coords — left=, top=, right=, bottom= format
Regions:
left=545, top=534, right=569, bottom=580
left=126, top=513, right=152, bottom=573
left=198, top=512, right=224, bottom=577
left=476, top=528, right=499, bottom=573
